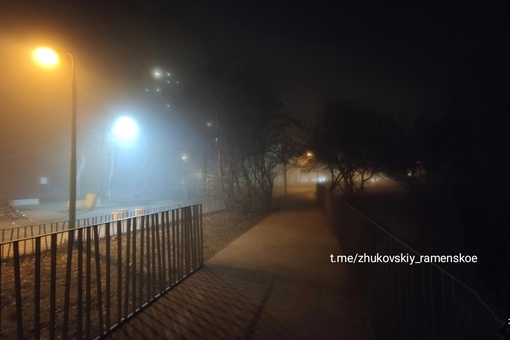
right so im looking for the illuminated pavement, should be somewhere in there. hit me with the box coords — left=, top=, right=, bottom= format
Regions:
left=106, top=189, right=365, bottom=339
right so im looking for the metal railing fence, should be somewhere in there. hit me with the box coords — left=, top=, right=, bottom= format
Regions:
left=0, top=203, right=203, bottom=339
left=316, top=185, right=505, bottom=339
left=0, top=199, right=224, bottom=246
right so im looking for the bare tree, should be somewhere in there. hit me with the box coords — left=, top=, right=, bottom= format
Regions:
left=312, top=99, right=401, bottom=194
left=173, top=56, right=304, bottom=212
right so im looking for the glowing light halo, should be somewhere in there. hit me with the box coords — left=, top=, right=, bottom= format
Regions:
left=153, top=68, right=162, bottom=79
left=33, top=47, right=60, bottom=68
left=113, top=116, right=138, bottom=142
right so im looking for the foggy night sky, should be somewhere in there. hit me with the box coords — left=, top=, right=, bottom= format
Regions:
left=0, top=1, right=509, bottom=198
left=3, top=1, right=506, bottom=115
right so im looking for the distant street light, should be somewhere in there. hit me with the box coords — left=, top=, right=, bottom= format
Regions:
left=33, top=46, right=77, bottom=229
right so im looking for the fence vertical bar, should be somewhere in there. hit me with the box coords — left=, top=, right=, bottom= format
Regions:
left=165, top=211, right=174, bottom=285
left=117, top=220, right=122, bottom=323
left=188, top=206, right=193, bottom=269
left=105, top=222, right=111, bottom=330
left=7, top=230, right=13, bottom=259
left=43, top=225, right=49, bottom=249
left=411, top=262, right=416, bottom=339
left=86, top=227, right=92, bottom=339
left=125, top=218, right=131, bottom=317
left=197, top=203, right=204, bottom=266
left=0, top=243, right=2, bottom=334
left=187, top=207, right=192, bottom=272
left=34, top=237, right=41, bottom=340
left=77, top=228, right=83, bottom=339
left=139, top=216, right=145, bottom=307
left=180, top=208, right=184, bottom=275
left=93, top=225, right=104, bottom=335
left=155, top=213, right=163, bottom=292
left=452, top=279, right=459, bottom=336
left=160, top=211, right=167, bottom=287
left=151, top=213, right=157, bottom=296
left=396, top=245, right=403, bottom=339
left=420, top=264, right=427, bottom=339
left=388, top=238, right=395, bottom=338
left=178, top=208, right=184, bottom=278
left=22, top=229, right=27, bottom=255
left=195, top=204, right=200, bottom=267
left=181, top=207, right=185, bottom=275
left=146, top=215, right=152, bottom=300
left=184, top=207, right=189, bottom=274
left=191, top=205, right=197, bottom=268
left=63, top=228, right=74, bottom=340
left=172, top=209, right=177, bottom=282
left=150, top=213, right=156, bottom=294
left=199, top=204, right=203, bottom=266
left=131, top=218, right=137, bottom=312
left=50, top=234, right=57, bottom=340
left=151, top=213, right=157, bottom=295
left=403, top=259, right=409, bottom=339
left=382, top=240, right=389, bottom=338
left=430, top=265, right=435, bottom=340
left=441, top=271, right=446, bottom=339
left=13, top=242, right=23, bottom=340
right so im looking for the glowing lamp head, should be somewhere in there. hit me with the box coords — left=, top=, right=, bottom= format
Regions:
left=113, top=117, right=138, bottom=142
left=33, top=47, right=59, bottom=68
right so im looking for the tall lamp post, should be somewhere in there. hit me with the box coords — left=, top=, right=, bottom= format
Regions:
left=33, top=47, right=77, bottom=229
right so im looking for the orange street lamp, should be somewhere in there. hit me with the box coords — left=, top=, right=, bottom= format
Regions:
left=33, top=46, right=77, bottom=229
left=33, top=47, right=60, bottom=68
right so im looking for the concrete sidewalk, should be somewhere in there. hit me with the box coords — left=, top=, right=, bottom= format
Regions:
left=107, top=190, right=365, bottom=339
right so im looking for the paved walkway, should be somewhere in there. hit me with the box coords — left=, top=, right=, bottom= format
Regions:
left=106, top=190, right=365, bottom=339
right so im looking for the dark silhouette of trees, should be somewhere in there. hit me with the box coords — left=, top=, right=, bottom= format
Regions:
left=312, top=99, right=402, bottom=194
left=172, top=56, right=302, bottom=212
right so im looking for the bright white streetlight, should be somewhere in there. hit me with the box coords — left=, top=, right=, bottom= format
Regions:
left=113, top=116, right=138, bottom=142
